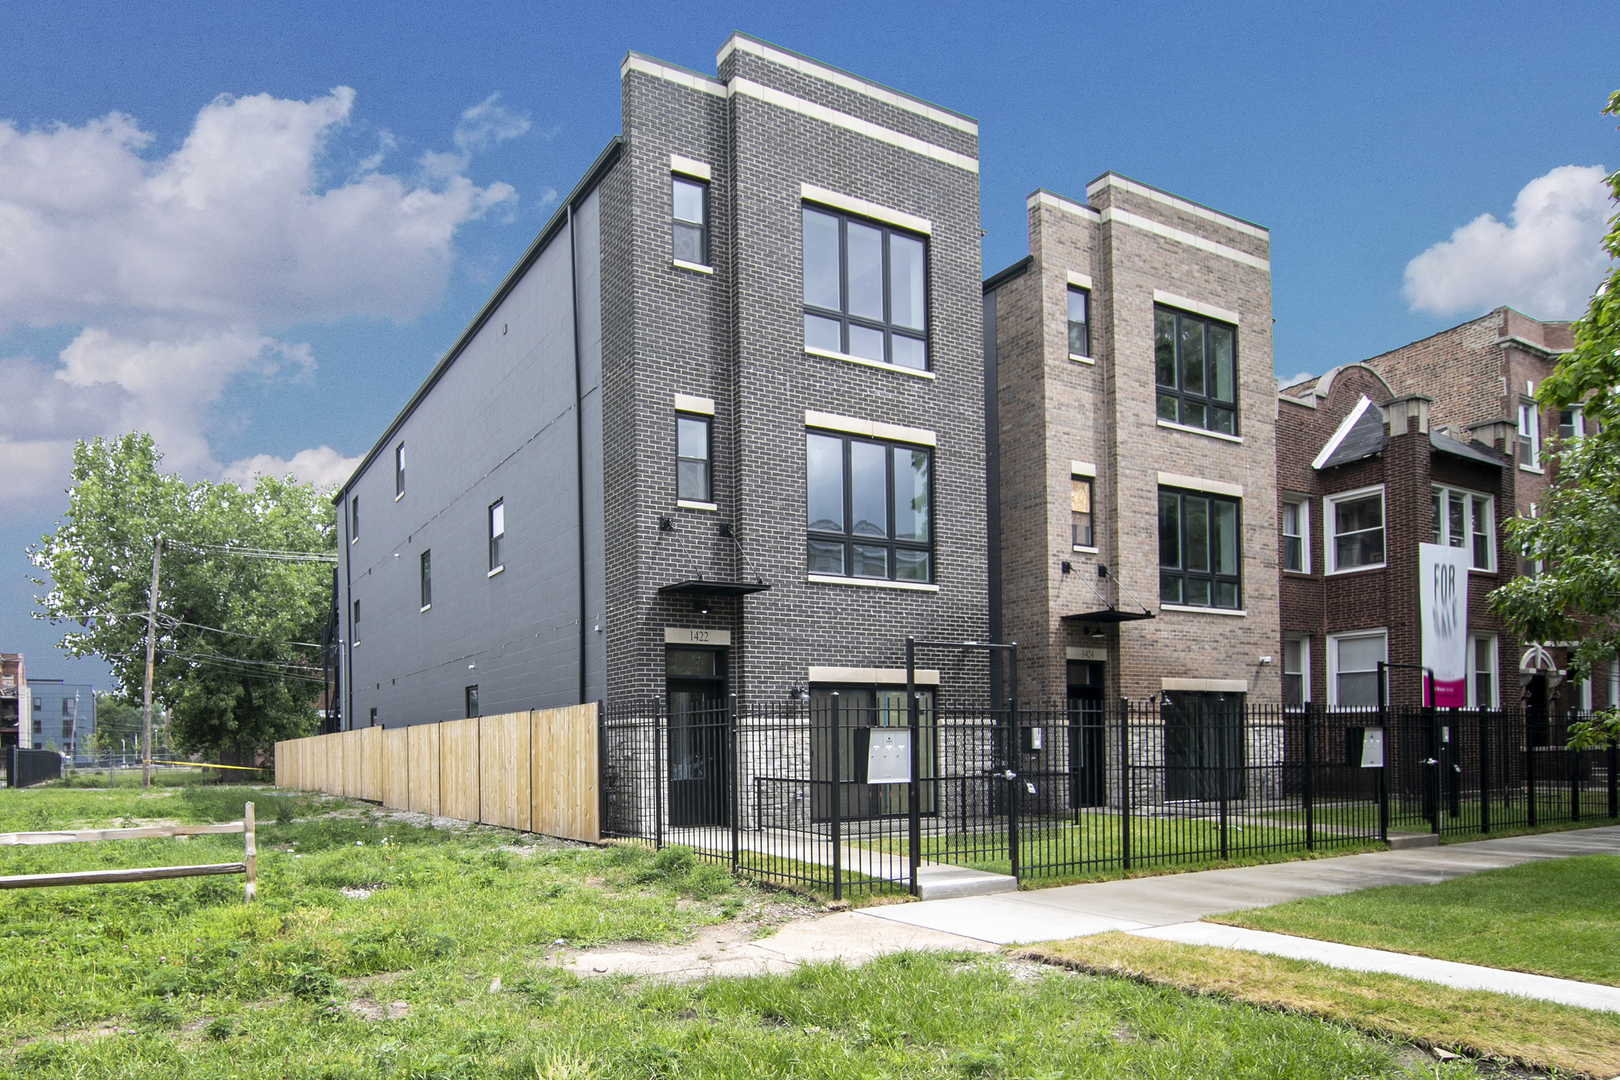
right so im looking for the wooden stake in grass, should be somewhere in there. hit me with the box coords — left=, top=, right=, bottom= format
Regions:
left=244, top=801, right=256, bottom=902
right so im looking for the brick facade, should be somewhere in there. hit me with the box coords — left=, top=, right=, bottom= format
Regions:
left=987, top=177, right=1281, bottom=705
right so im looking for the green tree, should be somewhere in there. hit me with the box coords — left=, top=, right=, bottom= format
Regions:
left=1490, top=90, right=1620, bottom=749
left=29, top=434, right=336, bottom=762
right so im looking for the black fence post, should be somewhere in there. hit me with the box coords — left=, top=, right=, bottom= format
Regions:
left=1119, top=699, right=1132, bottom=871
left=1526, top=731, right=1538, bottom=828
left=1216, top=703, right=1230, bottom=861
left=906, top=637, right=922, bottom=898
left=1570, top=729, right=1581, bottom=823
left=1609, top=738, right=1618, bottom=820
left=1478, top=709, right=1491, bottom=835
left=654, top=707, right=665, bottom=851
left=1303, top=703, right=1315, bottom=852
left=1376, top=662, right=1389, bottom=844
left=830, top=692, right=842, bottom=902
left=729, top=693, right=740, bottom=874
left=1007, top=696, right=1020, bottom=883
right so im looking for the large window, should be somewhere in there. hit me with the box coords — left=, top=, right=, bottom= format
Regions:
left=1468, top=634, right=1497, bottom=708
left=1329, top=631, right=1385, bottom=708
left=1158, top=487, right=1241, bottom=609
left=419, top=550, right=432, bottom=610
left=1283, top=635, right=1310, bottom=707
left=1067, top=287, right=1090, bottom=359
left=677, top=414, right=711, bottom=502
left=488, top=499, right=505, bottom=572
left=802, top=205, right=927, bottom=370
left=806, top=431, right=932, bottom=582
left=1326, top=488, right=1385, bottom=573
left=1071, top=476, right=1094, bottom=548
left=1281, top=497, right=1307, bottom=573
left=1155, top=307, right=1237, bottom=435
left=672, top=176, right=708, bottom=266
left=1431, top=485, right=1494, bottom=571
left=1517, top=399, right=1540, bottom=468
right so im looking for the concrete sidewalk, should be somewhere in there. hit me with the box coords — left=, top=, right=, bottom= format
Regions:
left=859, top=825, right=1620, bottom=943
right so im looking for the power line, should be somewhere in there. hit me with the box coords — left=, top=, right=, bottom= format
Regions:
left=174, top=540, right=337, bottom=564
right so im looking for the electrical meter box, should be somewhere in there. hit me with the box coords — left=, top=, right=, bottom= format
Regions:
left=1346, top=726, right=1385, bottom=768
left=1020, top=726, right=1043, bottom=753
left=852, top=727, right=911, bottom=784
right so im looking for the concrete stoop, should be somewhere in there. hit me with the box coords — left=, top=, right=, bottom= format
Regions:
left=1387, top=832, right=1441, bottom=850
left=915, top=865, right=1018, bottom=900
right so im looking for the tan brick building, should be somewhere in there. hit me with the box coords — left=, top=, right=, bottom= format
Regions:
left=985, top=174, right=1281, bottom=709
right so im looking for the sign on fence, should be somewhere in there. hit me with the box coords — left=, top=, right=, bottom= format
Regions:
left=1419, top=542, right=1470, bottom=707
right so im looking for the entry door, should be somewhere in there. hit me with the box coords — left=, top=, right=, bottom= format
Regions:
left=666, top=647, right=729, bottom=828
left=1067, top=661, right=1106, bottom=808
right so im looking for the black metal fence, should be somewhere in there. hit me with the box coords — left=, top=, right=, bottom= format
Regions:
left=599, top=698, right=1618, bottom=898
left=5, top=748, right=64, bottom=789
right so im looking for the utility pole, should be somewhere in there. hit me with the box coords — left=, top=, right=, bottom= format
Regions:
left=142, top=534, right=163, bottom=789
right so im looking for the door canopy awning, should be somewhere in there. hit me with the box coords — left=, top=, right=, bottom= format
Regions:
left=1060, top=607, right=1155, bottom=624
left=657, top=577, right=771, bottom=598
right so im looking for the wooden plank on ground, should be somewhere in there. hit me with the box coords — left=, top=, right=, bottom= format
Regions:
left=0, top=823, right=244, bottom=846
left=532, top=703, right=600, bottom=842
left=440, top=717, right=480, bottom=822
left=381, top=728, right=409, bottom=809
left=0, top=863, right=248, bottom=890
left=479, top=711, right=531, bottom=832
left=407, top=723, right=441, bottom=817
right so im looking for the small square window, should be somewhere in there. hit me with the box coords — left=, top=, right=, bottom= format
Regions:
left=489, top=499, right=505, bottom=571
left=420, top=549, right=432, bottom=609
left=677, top=415, right=711, bottom=502
left=673, top=177, right=707, bottom=265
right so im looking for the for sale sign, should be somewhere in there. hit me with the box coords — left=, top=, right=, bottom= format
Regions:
left=1419, top=542, right=1470, bottom=707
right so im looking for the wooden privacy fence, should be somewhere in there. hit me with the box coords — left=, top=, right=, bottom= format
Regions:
left=0, top=803, right=257, bottom=901
left=274, top=705, right=599, bottom=843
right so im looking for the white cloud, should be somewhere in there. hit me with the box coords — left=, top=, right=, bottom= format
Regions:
left=1404, top=165, right=1614, bottom=319
left=0, top=87, right=526, bottom=508
left=222, top=446, right=362, bottom=490
left=0, top=87, right=517, bottom=329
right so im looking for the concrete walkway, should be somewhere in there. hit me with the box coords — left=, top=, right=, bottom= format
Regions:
left=568, top=826, right=1620, bottom=1010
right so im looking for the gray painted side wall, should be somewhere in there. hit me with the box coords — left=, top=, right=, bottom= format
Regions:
left=339, top=199, right=610, bottom=729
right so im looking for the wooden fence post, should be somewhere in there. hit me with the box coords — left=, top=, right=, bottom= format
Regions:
left=244, top=801, right=257, bottom=902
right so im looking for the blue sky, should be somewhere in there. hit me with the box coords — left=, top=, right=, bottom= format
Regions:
left=2, top=0, right=1614, bottom=687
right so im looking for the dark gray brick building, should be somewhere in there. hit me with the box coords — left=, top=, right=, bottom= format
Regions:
left=332, top=34, right=987, bottom=736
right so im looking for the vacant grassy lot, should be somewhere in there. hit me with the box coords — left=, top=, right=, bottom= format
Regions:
left=1212, top=854, right=1620, bottom=986
left=0, top=781, right=1556, bottom=1078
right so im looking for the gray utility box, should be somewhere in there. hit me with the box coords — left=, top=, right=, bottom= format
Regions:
left=852, top=727, right=912, bottom=784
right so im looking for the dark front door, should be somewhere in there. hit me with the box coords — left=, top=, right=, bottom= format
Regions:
left=666, top=648, right=729, bottom=828
left=1067, top=661, right=1106, bottom=808
left=1164, top=691, right=1246, bottom=801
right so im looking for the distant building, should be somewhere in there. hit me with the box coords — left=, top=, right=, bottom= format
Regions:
left=1, top=654, right=23, bottom=749
left=24, top=679, right=96, bottom=761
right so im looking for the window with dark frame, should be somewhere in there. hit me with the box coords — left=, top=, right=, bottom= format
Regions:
left=352, top=598, right=360, bottom=643
left=488, top=499, right=505, bottom=571
left=1158, top=487, right=1241, bottom=609
left=395, top=442, right=405, bottom=497
left=1154, top=307, right=1238, bottom=435
left=465, top=685, right=479, bottom=718
left=350, top=495, right=359, bottom=541
left=672, top=176, right=707, bottom=266
left=1281, top=498, right=1306, bottom=573
left=419, top=550, right=431, bottom=609
left=1070, top=476, right=1093, bottom=548
left=369, top=707, right=377, bottom=727
left=806, top=431, right=932, bottom=582
left=1067, top=287, right=1090, bottom=359
left=802, top=204, right=928, bottom=370
left=676, top=414, right=711, bottom=502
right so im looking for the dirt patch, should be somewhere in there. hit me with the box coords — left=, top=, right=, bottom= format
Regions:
left=347, top=997, right=409, bottom=1021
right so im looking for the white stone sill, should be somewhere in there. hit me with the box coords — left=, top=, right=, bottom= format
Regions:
left=1157, top=419, right=1243, bottom=444
left=804, top=346, right=935, bottom=380
left=677, top=500, right=718, bottom=512
left=1068, top=353, right=1095, bottom=365
left=673, top=259, right=714, bottom=274
left=488, top=565, right=505, bottom=578
left=1159, top=604, right=1246, bottom=617
left=806, top=574, right=939, bottom=593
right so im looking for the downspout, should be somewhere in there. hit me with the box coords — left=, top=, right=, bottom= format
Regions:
left=343, top=489, right=354, bottom=731
left=567, top=203, right=588, bottom=705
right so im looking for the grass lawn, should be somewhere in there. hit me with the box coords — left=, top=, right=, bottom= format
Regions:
left=1209, top=854, right=1620, bottom=986
left=0, top=779, right=1572, bottom=1078
left=1025, top=933, right=1620, bottom=1078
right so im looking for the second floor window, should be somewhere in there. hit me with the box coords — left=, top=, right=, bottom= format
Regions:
left=1558, top=406, right=1584, bottom=442
left=677, top=414, right=711, bottom=502
left=1070, top=476, right=1093, bottom=548
left=1067, top=287, right=1090, bottom=359
left=489, top=500, right=505, bottom=571
left=672, top=177, right=707, bottom=265
left=1431, top=485, right=1494, bottom=570
left=420, top=550, right=432, bottom=610
left=1155, top=307, right=1237, bottom=435
left=1327, top=489, right=1385, bottom=572
left=802, top=205, right=927, bottom=370
left=1518, top=400, right=1540, bottom=467
left=806, top=431, right=932, bottom=582
left=1158, top=487, right=1241, bottom=609
left=1281, top=498, right=1307, bottom=572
